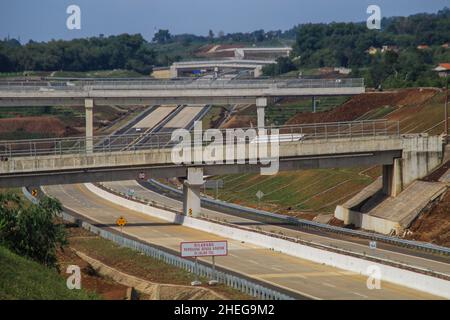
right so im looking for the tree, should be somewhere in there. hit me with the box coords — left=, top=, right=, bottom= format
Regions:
left=208, top=29, right=215, bottom=41
left=0, top=193, right=67, bottom=268
left=152, top=29, right=172, bottom=44
left=263, top=57, right=297, bottom=76
left=252, top=29, right=265, bottom=42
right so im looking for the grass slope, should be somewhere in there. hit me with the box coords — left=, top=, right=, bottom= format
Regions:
left=207, top=88, right=442, bottom=217
left=0, top=245, right=96, bottom=300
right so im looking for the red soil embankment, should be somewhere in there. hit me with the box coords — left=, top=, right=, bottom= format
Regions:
left=286, top=88, right=438, bottom=125
left=405, top=190, right=450, bottom=247
left=0, top=116, right=78, bottom=136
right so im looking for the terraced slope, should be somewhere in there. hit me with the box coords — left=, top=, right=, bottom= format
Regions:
left=205, top=88, right=444, bottom=218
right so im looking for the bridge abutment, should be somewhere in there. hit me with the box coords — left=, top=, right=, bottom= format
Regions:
left=382, top=135, right=443, bottom=197
left=182, top=167, right=204, bottom=217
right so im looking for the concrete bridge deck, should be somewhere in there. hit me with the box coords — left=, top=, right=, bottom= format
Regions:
left=0, top=120, right=443, bottom=201
left=0, top=78, right=365, bottom=106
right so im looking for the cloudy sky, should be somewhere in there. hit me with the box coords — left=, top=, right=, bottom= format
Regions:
left=0, top=0, right=448, bottom=42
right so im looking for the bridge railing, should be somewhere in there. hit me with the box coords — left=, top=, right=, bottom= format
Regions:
left=0, top=78, right=365, bottom=91
left=0, top=120, right=398, bottom=159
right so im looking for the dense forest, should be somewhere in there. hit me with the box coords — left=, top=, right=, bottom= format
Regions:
left=0, top=34, right=156, bottom=74
left=286, top=7, right=450, bottom=87
left=0, top=7, right=449, bottom=88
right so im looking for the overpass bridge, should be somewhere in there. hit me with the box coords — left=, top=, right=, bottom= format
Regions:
left=0, top=78, right=365, bottom=107
left=0, top=77, right=365, bottom=152
left=169, top=59, right=276, bottom=78
left=0, top=120, right=443, bottom=216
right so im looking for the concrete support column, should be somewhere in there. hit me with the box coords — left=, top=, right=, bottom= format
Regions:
left=312, top=96, right=317, bottom=113
left=85, top=99, right=94, bottom=154
left=254, top=66, right=263, bottom=78
left=382, top=158, right=403, bottom=197
left=169, top=66, right=178, bottom=78
left=382, top=164, right=393, bottom=196
left=256, top=97, right=267, bottom=129
left=182, top=167, right=204, bottom=217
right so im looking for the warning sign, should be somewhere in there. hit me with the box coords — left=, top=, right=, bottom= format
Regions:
left=180, top=241, right=228, bottom=258
left=116, top=216, right=127, bottom=227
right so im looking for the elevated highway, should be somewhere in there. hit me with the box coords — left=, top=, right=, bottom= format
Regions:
left=0, top=120, right=402, bottom=184
left=0, top=120, right=444, bottom=216
left=0, top=77, right=365, bottom=154
left=0, top=78, right=365, bottom=107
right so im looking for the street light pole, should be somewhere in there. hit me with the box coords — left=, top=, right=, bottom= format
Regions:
left=445, top=77, right=449, bottom=139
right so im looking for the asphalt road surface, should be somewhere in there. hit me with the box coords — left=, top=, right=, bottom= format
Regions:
left=45, top=183, right=442, bottom=300
left=103, top=180, right=450, bottom=277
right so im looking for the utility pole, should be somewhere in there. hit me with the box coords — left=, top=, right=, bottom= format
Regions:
left=445, top=76, right=449, bottom=140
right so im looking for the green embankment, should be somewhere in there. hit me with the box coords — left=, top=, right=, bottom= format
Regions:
left=0, top=245, right=96, bottom=300
left=209, top=168, right=378, bottom=215
left=205, top=90, right=443, bottom=216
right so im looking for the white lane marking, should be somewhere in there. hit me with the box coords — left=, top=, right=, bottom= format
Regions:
left=271, top=266, right=284, bottom=271
left=248, top=259, right=259, bottom=265
left=322, top=282, right=336, bottom=288
left=57, top=185, right=88, bottom=207
left=352, top=292, right=369, bottom=299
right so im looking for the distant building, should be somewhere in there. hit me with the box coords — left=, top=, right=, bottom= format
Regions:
left=417, top=44, right=430, bottom=50
left=433, top=63, right=450, bottom=78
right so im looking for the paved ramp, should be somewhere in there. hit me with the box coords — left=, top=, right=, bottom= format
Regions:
left=439, top=168, right=450, bottom=183
left=368, top=181, right=447, bottom=228
left=163, top=106, right=204, bottom=128
left=133, top=106, right=176, bottom=129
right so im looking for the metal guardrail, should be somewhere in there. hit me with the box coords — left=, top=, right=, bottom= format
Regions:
left=0, top=78, right=365, bottom=91
left=21, top=187, right=294, bottom=300
left=149, top=180, right=450, bottom=257
left=0, top=120, right=399, bottom=158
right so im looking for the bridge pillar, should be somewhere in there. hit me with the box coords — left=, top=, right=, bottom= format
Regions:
left=183, top=167, right=204, bottom=218
left=85, top=99, right=94, bottom=154
left=169, top=66, right=178, bottom=78
left=382, top=158, right=403, bottom=197
left=256, top=97, right=267, bottom=129
left=254, top=66, right=263, bottom=78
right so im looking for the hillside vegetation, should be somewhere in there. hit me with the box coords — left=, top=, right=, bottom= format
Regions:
left=0, top=245, right=95, bottom=300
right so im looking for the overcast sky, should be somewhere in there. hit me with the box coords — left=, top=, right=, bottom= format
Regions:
left=0, top=0, right=448, bottom=43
